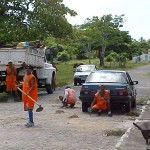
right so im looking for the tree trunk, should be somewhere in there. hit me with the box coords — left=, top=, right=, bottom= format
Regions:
left=99, top=46, right=106, bottom=68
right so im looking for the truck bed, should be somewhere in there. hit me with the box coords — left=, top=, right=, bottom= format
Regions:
left=0, top=48, right=45, bottom=71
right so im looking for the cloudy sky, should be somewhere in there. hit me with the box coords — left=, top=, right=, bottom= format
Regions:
left=63, top=0, right=150, bottom=41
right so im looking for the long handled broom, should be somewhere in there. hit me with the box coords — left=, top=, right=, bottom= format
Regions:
left=17, top=87, right=43, bottom=112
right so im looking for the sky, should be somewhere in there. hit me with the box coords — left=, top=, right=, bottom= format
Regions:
left=63, top=0, right=150, bottom=41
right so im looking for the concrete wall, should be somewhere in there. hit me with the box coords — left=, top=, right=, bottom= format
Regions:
left=132, top=50, right=150, bottom=62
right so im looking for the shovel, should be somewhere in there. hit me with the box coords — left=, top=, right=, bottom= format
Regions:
left=17, top=87, right=43, bottom=112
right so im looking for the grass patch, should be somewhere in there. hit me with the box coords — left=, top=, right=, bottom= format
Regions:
left=126, top=111, right=141, bottom=117
left=146, top=72, right=150, bottom=76
left=0, top=92, right=9, bottom=102
left=56, top=62, right=74, bottom=87
left=126, top=111, right=141, bottom=120
left=137, top=98, right=147, bottom=105
left=104, top=129, right=126, bottom=137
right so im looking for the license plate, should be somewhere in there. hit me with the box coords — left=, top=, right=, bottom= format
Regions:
left=81, top=78, right=85, bottom=80
left=84, top=91, right=88, bottom=94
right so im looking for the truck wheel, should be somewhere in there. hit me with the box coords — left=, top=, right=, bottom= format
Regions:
left=45, top=77, right=55, bottom=94
left=0, top=85, right=6, bottom=93
left=74, top=82, right=77, bottom=86
left=45, top=84, right=53, bottom=94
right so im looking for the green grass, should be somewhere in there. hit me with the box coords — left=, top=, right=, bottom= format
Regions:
left=0, top=92, right=9, bottom=102
left=104, top=129, right=126, bottom=136
left=136, top=98, right=148, bottom=105
left=56, top=62, right=74, bottom=87
left=55, top=59, right=149, bottom=87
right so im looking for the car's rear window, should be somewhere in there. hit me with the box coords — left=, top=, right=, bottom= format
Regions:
left=76, top=66, right=96, bottom=72
left=86, top=72, right=127, bottom=83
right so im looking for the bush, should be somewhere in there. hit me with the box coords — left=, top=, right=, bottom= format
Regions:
left=106, top=55, right=114, bottom=62
left=57, top=51, right=70, bottom=62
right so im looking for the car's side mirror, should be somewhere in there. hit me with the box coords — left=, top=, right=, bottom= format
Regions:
left=132, top=81, right=138, bottom=85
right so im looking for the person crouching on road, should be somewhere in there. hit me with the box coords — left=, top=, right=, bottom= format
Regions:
left=59, top=86, right=77, bottom=108
left=22, top=65, right=38, bottom=127
left=91, top=85, right=112, bottom=117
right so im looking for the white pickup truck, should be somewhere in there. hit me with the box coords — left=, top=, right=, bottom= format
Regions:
left=0, top=47, right=56, bottom=94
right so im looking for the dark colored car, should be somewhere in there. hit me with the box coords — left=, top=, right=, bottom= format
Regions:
left=79, top=70, right=138, bottom=113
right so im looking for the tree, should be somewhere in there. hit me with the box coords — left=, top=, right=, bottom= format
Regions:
left=77, top=14, right=130, bottom=68
left=0, top=0, right=77, bottom=43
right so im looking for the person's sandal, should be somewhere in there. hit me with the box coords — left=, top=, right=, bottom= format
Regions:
left=98, top=110, right=102, bottom=116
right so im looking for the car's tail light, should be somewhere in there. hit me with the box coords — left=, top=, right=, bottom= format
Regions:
left=117, top=89, right=128, bottom=96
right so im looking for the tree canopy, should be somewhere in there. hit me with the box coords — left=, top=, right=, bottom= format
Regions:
left=0, top=0, right=77, bottom=43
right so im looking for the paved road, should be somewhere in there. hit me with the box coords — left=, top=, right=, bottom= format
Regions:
left=128, top=64, right=150, bottom=100
left=0, top=64, right=150, bottom=150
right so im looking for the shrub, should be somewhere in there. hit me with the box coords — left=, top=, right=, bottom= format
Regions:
left=57, top=51, right=70, bottom=62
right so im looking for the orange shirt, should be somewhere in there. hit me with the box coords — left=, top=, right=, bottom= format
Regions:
left=95, top=90, right=110, bottom=104
left=6, top=66, right=17, bottom=91
left=6, top=66, right=17, bottom=81
left=66, top=88, right=77, bottom=104
left=93, top=90, right=110, bottom=110
left=22, top=74, right=38, bottom=110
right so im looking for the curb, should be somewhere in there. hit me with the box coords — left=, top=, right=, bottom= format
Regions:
left=115, top=104, right=147, bottom=149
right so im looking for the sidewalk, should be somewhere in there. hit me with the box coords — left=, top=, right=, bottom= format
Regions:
left=115, top=102, right=150, bottom=150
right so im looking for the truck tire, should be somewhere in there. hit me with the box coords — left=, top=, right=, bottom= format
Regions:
left=45, top=77, right=55, bottom=94
left=45, top=84, right=53, bottom=94
left=0, top=85, right=6, bottom=93
left=74, top=82, right=77, bottom=86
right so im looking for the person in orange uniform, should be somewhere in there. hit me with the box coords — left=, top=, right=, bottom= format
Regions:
left=59, top=86, right=77, bottom=108
left=22, top=65, right=38, bottom=127
left=6, top=60, right=20, bottom=101
left=91, top=85, right=112, bottom=117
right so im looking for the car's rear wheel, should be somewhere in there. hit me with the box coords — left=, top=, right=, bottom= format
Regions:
left=131, top=98, right=136, bottom=108
left=125, top=101, right=131, bottom=113
left=82, top=102, right=88, bottom=112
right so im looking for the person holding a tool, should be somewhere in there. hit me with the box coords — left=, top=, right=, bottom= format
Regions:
left=90, top=85, right=112, bottom=117
left=59, top=86, right=77, bottom=108
left=22, top=65, right=38, bottom=127
left=6, top=60, right=20, bottom=102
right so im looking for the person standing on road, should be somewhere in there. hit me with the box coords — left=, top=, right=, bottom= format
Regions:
left=6, top=60, right=20, bottom=102
left=59, top=86, right=77, bottom=108
left=91, top=85, right=112, bottom=117
left=22, top=65, right=38, bottom=127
